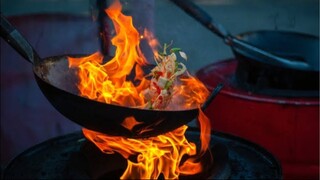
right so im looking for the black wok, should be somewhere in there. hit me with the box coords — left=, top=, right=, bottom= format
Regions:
left=0, top=14, right=223, bottom=138
left=171, top=0, right=319, bottom=96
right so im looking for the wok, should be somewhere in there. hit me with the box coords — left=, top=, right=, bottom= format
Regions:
left=0, top=14, right=223, bottom=138
left=171, top=0, right=319, bottom=96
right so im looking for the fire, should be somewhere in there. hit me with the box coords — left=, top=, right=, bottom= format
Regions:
left=69, top=0, right=213, bottom=178
left=69, top=0, right=148, bottom=107
left=121, top=116, right=143, bottom=131
left=170, top=75, right=210, bottom=110
left=68, top=0, right=208, bottom=110
left=83, top=125, right=209, bottom=179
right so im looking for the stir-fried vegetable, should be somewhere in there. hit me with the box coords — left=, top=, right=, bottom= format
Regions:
left=143, top=43, right=187, bottom=109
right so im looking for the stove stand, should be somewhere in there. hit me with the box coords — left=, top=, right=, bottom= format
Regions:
left=3, top=128, right=281, bottom=179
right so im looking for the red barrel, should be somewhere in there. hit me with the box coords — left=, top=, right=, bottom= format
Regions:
left=196, top=59, right=319, bottom=179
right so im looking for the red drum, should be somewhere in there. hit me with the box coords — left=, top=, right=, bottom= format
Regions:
left=196, top=59, right=319, bottom=179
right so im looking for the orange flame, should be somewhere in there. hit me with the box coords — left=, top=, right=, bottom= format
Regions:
left=121, top=116, right=143, bottom=131
left=83, top=107, right=212, bottom=178
left=68, top=0, right=208, bottom=110
left=69, top=0, right=213, bottom=178
left=143, top=28, right=160, bottom=59
left=198, top=107, right=211, bottom=155
left=69, top=0, right=149, bottom=107
left=84, top=125, right=209, bottom=179
left=169, top=74, right=210, bottom=110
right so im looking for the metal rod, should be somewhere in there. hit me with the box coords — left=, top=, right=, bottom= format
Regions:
left=97, top=0, right=109, bottom=55
left=201, top=83, right=224, bottom=111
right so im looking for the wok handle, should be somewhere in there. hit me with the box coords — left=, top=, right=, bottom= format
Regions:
left=0, top=13, right=40, bottom=64
left=170, top=0, right=310, bottom=70
left=230, top=38, right=310, bottom=70
left=169, top=0, right=229, bottom=39
left=201, top=83, right=224, bottom=111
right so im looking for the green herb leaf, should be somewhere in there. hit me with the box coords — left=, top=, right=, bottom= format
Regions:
left=170, top=48, right=182, bottom=53
left=165, top=80, right=173, bottom=89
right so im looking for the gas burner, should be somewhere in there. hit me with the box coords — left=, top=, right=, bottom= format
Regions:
left=3, top=128, right=281, bottom=179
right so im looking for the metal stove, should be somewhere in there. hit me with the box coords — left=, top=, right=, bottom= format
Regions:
left=3, top=128, right=281, bottom=179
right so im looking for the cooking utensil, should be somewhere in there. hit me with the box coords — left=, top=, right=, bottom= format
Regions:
left=0, top=13, right=223, bottom=138
left=170, top=0, right=319, bottom=72
left=170, top=0, right=319, bottom=96
left=233, top=30, right=319, bottom=96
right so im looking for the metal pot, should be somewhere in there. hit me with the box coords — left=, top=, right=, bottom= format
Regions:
left=171, top=0, right=319, bottom=96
